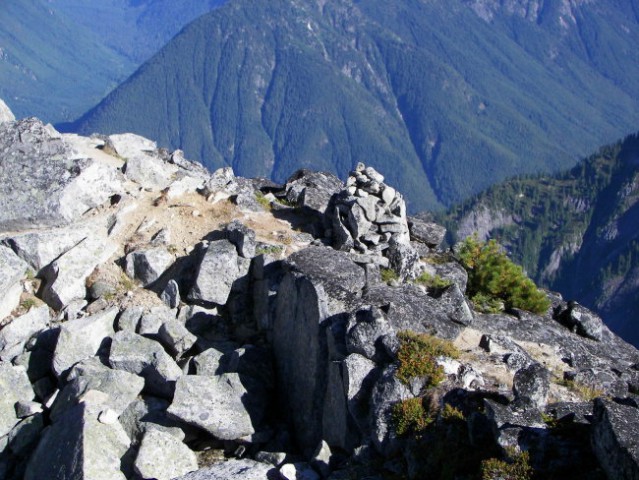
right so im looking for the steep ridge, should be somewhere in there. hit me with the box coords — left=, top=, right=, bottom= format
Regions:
left=49, top=0, right=227, bottom=64
left=442, top=132, right=639, bottom=346
left=0, top=0, right=134, bottom=123
left=0, top=0, right=227, bottom=123
left=65, top=0, right=639, bottom=211
left=2, top=101, right=639, bottom=479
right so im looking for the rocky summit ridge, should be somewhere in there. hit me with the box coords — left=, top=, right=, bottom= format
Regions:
left=1, top=104, right=639, bottom=479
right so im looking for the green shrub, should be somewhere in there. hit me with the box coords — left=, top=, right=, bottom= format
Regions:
left=19, top=298, right=38, bottom=311
left=457, top=235, right=550, bottom=315
left=481, top=449, right=532, bottom=480
left=414, top=272, right=452, bottom=290
left=441, top=403, right=465, bottom=422
left=254, top=191, right=272, bottom=210
left=256, top=244, right=284, bottom=256
left=392, top=397, right=434, bottom=436
left=380, top=267, right=399, bottom=284
left=396, top=331, right=460, bottom=387
left=559, top=379, right=604, bottom=401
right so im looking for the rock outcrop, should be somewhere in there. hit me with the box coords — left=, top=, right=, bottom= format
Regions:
left=1, top=110, right=639, bottom=480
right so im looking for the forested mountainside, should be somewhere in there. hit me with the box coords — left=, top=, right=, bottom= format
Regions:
left=442, top=132, right=639, bottom=345
left=65, top=0, right=639, bottom=211
left=0, top=0, right=133, bottom=123
left=0, top=0, right=226, bottom=123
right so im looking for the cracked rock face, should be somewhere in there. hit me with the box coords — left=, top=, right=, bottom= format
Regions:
left=0, top=119, right=124, bottom=231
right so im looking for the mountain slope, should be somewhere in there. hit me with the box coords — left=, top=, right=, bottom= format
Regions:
left=49, top=0, right=227, bottom=64
left=0, top=0, right=134, bottom=122
left=442, top=132, right=639, bottom=345
left=0, top=0, right=227, bottom=123
left=66, top=0, right=639, bottom=211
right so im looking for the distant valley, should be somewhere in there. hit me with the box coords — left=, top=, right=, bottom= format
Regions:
left=442, top=132, right=639, bottom=345
left=64, top=0, right=639, bottom=211
left=0, top=0, right=225, bottom=122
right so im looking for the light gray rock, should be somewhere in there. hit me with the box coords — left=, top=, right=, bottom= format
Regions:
left=311, top=440, right=332, bottom=477
left=109, top=330, right=182, bottom=398
left=24, top=402, right=131, bottom=480
left=343, top=353, right=378, bottom=432
left=284, top=169, right=344, bottom=217
left=0, top=305, right=49, bottom=361
left=592, top=398, right=639, bottom=480
left=201, top=167, right=238, bottom=197
left=484, top=399, right=545, bottom=450
left=151, top=227, right=171, bottom=246
left=364, top=166, right=385, bottom=184
left=41, top=233, right=116, bottom=310
left=158, top=320, right=197, bottom=357
left=386, top=238, right=420, bottom=281
left=254, top=451, right=287, bottom=467
left=192, top=348, right=226, bottom=376
left=52, top=308, right=117, bottom=377
left=408, top=218, right=446, bottom=248
left=138, top=304, right=175, bottom=336
left=161, top=279, right=181, bottom=308
left=438, top=284, right=474, bottom=326
left=188, top=239, right=251, bottom=306
left=0, top=119, right=124, bottom=231
left=234, top=186, right=265, bottom=213
left=363, top=284, right=464, bottom=340
left=225, top=220, right=257, bottom=258
left=168, top=374, right=255, bottom=440
left=121, top=148, right=176, bottom=191
left=1, top=226, right=91, bottom=273
left=0, top=98, right=15, bottom=123
left=174, top=459, right=274, bottom=480
left=116, top=306, right=144, bottom=332
left=513, top=363, right=550, bottom=410
left=558, top=302, right=603, bottom=341
left=355, top=195, right=379, bottom=223
left=346, top=203, right=373, bottom=240
left=369, top=365, right=412, bottom=456
left=433, top=261, right=468, bottom=293
left=15, top=400, right=43, bottom=418
left=0, top=364, right=33, bottom=438
left=88, top=280, right=116, bottom=301
left=134, top=429, right=198, bottom=480
left=51, top=369, right=144, bottom=421
left=166, top=171, right=206, bottom=199
left=346, top=307, right=395, bottom=361
left=125, top=247, right=174, bottom=287
left=280, top=462, right=321, bottom=480
left=119, top=397, right=184, bottom=446
left=0, top=245, right=28, bottom=320
left=109, top=133, right=156, bottom=158
left=8, top=413, right=44, bottom=457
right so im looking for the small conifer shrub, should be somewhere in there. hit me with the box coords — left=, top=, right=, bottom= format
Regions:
left=480, top=448, right=533, bottom=480
left=457, top=235, right=550, bottom=315
left=392, top=397, right=434, bottom=436
left=396, top=331, right=460, bottom=387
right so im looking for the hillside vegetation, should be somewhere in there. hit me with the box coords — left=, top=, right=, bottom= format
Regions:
left=49, top=0, right=227, bottom=63
left=443, top=132, right=639, bottom=344
left=66, top=0, right=639, bottom=211
left=0, top=0, right=226, bottom=122
left=0, top=0, right=133, bottom=122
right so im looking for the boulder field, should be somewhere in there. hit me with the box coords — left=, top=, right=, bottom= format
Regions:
left=1, top=105, right=639, bottom=479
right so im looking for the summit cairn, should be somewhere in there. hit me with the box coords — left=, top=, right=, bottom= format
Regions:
left=329, top=163, right=423, bottom=280
left=331, top=163, right=410, bottom=252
